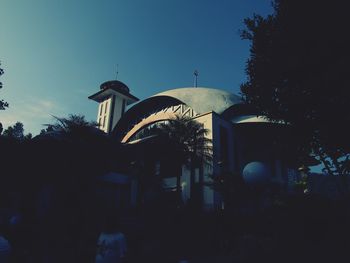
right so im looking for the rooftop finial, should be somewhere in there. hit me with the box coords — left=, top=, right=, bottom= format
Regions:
left=116, top=64, right=119, bottom=80
left=194, top=70, right=199, bottom=88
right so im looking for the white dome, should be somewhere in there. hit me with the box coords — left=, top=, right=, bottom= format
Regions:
left=153, top=87, right=242, bottom=115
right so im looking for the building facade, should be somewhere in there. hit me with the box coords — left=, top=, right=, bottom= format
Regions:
left=89, top=80, right=299, bottom=210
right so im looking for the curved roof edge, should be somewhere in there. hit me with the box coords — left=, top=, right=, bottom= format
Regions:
left=112, top=87, right=243, bottom=139
left=153, top=87, right=242, bottom=115
left=112, top=95, right=182, bottom=139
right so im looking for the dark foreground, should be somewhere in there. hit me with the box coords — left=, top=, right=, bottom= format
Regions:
left=1, top=193, right=350, bottom=263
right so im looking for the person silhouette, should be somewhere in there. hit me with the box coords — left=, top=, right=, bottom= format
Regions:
left=95, top=213, right=127, bottom=263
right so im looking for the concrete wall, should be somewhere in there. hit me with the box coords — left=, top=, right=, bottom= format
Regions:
left=111, top=96, right=125, bottom=132
left=193, top=112, right=215, bottom=209
left=97, top=94, right=127, bottom=133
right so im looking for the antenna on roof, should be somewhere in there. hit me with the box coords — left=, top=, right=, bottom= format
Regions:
left=116, top=64, right=119, bottom=80
left=194, top=70, right=199, bottom=88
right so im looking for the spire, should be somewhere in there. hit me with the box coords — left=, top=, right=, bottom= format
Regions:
left=116, top=64, right=119, bottom=80
left=193, top=70, right=199, bottom=88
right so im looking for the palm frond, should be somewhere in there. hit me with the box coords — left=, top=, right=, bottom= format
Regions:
left=157, top=115, right=213, bottom=167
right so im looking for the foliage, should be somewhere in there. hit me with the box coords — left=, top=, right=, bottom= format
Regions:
left=2, top=121, right=32, bottom=140
left=39, top=125, right=54, bottom=135
left=294, top=178, right=308, bottom=194
left=46, top=114, right=97, bottom=132
left=0, top=114, right=123, bottom=261
left=0, top=61, right=9, bottom=110
left=0, top=62, right=9, bottom=132
left=240, top=0, right=350, bottom=175
left=41, top=113, right=123, bottom=175
left=157, top=115, right=212, bottom=203
left=158, top=115, right=212, bottom=166
left=208, top=171, right=246, bottom=210
left=44, top=114, right=99, bottom=141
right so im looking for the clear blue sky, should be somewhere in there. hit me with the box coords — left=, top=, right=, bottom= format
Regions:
left=1, top=0, right=273, bottom=135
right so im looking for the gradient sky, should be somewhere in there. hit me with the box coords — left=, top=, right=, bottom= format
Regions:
left=1, top=0, right=273, bottom=135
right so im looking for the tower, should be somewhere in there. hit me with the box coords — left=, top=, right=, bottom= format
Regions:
left=88, top=80, right=139, bottom=133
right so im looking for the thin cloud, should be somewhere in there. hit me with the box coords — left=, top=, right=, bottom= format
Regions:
left=0, top=98, right=67, bottom=135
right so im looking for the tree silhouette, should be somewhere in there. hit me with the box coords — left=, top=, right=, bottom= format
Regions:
left=0, top=61, right=8, bottom=110
left=41, top=114, right=119, bottom=176
left=0, top=62, right=9, bottom=133
left=2, top=122, right=32, bottom=140
left=39, top=125, right=54, bottom=136
left=240, top=0, right=350, bottom=176
left=158, top=115, right=212, bottom=204
left=34, top=114, right=124, bottom=261
left=44, top=114, right=98, bottom=138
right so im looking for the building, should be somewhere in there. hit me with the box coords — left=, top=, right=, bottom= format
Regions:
left=89, top=80, right=299, bottom=210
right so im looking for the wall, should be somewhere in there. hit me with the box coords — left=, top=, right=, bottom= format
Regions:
left=96, top=93, right=127, bottom=134
left=111, top=95, right=125, bottom=132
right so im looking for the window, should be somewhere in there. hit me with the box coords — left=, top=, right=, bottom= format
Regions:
left=104, top=101, right=108, bottom=114
left=99, top=103, right=103, bottom=116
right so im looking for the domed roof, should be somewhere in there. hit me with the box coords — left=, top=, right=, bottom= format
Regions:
left=153, top=87, right=242, bottom=115
left=112, top=87, right=243, bottom=138
left=100, top=80, right=130, bottom=93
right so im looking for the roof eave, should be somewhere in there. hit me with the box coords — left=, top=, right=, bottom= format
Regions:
left=88, top=88, right=139, bottom=103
